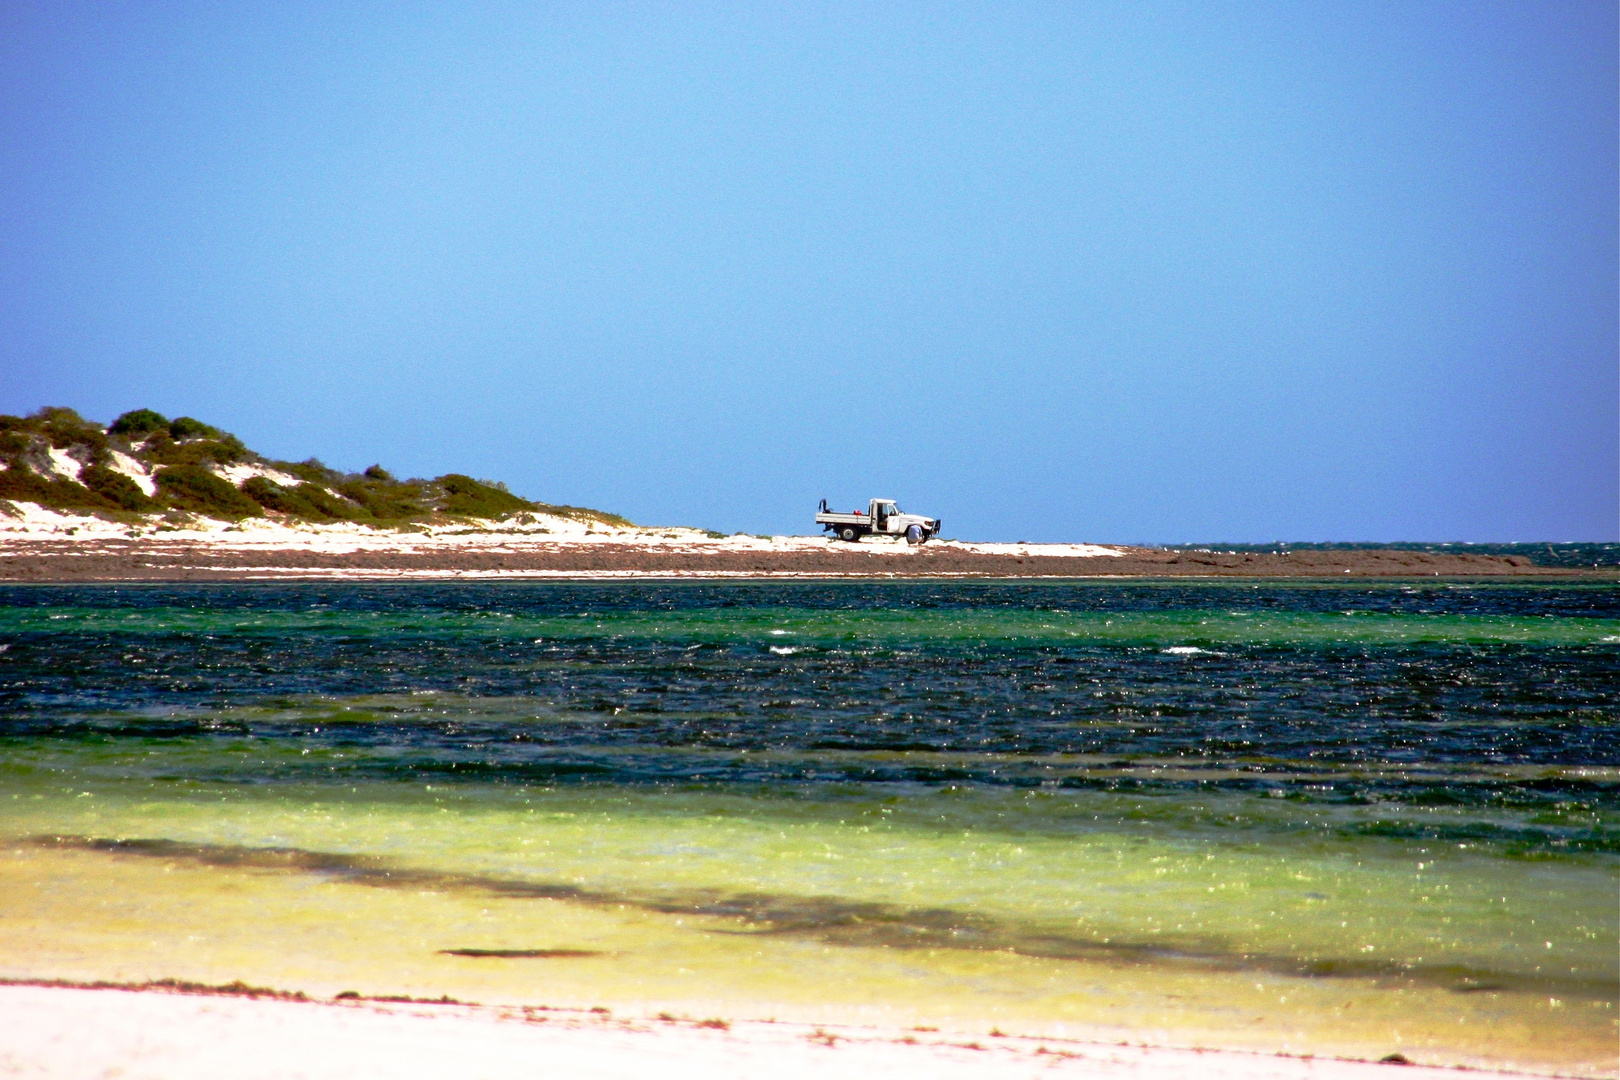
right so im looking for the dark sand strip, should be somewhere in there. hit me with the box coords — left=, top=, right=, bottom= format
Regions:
left=0, top=540, right=1598, bottom=580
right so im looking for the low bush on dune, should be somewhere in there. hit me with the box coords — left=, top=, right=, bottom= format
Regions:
left=0, top=408, right=110, bottom=467
left=154, top=465, right=262, bottom=519
left=337, top=474, right=434, bottom=522
left=247, top=462, right=433, bottom=525
left=35, top=407, right=110, bottom=461
left=0, top=411, right=123, bottom=511
left=242, top=478, right=364, bottom=522
left=167, top=416, right=221, bottom=440
left=0, top=429, right=30, bottom=462
left=80, top=465, right=156, bottom=511
left=297, top=484, right=367, bottom=520
left=436, top=474, right=535, bottom=518
left=240, top=477, right=297, bottom=514
left=281, top=459, right=341, bottom=485
left=110, top=412, right=248, bottom=470
left=141, top=430, right=250, bottom=468
left=241, top=477, right=305, bottom=517
left=0, top=466, right=121, bottom=513
left=109, top=409, right=169, bottom=436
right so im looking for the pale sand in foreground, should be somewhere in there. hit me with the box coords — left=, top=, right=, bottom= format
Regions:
left=0, top=984, right=1535, bottom=1080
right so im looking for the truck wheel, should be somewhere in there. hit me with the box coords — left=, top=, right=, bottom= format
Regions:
left=839, top=526, right=860, bottom=542
left=905, top=524, right=924, bottom=545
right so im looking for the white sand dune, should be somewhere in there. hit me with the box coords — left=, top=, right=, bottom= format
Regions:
left=106, top=449, right=158, bottom=495
left=40, top=447, right=85, bottom=483
left=0, top=984, right=1515, bottom=1080
left=0, top=502, right=1130, bottom=560
left=209, top=462, right=306, bottom=488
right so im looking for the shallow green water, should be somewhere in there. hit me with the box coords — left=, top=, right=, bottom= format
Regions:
left=1, top=582, right=1615, bottom=1069
left=4, top=601, right=1617, bottom=646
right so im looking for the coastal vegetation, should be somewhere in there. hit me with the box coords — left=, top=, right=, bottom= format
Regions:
left=0, top=406, right=629, bottom=527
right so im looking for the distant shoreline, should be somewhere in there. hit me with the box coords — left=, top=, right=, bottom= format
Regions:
left=1, top=503, right=1612, bottom=582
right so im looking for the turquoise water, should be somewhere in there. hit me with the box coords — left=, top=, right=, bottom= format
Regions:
left=1, top=581, right=1615, bottom=1071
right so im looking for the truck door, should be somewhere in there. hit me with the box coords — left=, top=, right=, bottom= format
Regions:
left=873, top=501, right=886, bottom=532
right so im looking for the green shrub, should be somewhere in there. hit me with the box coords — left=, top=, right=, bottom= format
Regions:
left=241, top=476, right=295, bottom=512
left=168, top=416, right=221, bottom=440
left=298, top=484, right=366, bottom=520
left=0, top=430, right=30, bottom=463
left=0, top=467, right=57, bottom=505
left=283, top=459, right=339, bottom=485
left=0, top=466, right=119, bottom=512
left=363, top=464, right=394, bottom=482
left=436, top=474, right=536, bottom=518
left=144, top=435, right=249, bottom=468
left=331, top=473, right=432, bottom=521
left=242, top=478, right=363, bottom=522
left=33, top=407, right=109, bottom=460
left=81, top=465, right=155, bottom=511
left=109, top=409, right=169, bottom=436
left=202, top=435, right=248, bottom=463
left=134, top=428, right=176, bottom=456
left=31, top=406, right=90, bottom=429
left=154, top=465, right=262, bottom=519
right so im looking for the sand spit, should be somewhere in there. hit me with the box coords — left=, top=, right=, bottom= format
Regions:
left=0, top=982, right=1534, bottom=1080
left=0, top=504, right=1597, bottom=581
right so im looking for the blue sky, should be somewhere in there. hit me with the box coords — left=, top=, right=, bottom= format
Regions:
left=1, top=2, right=1614, bottom=541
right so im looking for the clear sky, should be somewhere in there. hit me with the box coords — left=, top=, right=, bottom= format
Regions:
left=2, top=2, right=1614, bottom=541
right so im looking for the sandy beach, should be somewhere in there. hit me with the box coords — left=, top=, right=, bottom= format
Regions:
left=0, top=504, right=1591, bottom=580
left=0, top=981, right=1543, bottom=1079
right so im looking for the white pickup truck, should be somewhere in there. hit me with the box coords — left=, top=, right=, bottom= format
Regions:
left=816, top=498, right=942, bottom=544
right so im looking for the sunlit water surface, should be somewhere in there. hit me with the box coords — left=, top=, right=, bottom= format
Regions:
left=1, top=582, right=1615, bottom=1073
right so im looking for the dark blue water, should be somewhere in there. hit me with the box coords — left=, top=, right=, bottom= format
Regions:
left=1, top=581, right=1616, bottom=857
